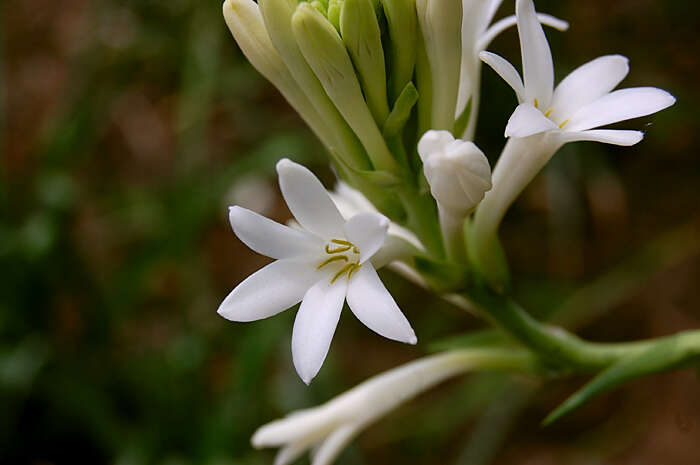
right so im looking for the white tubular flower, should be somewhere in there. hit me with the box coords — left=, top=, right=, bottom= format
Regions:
left=469, top=0, right=676, bottom=288
left=218, top=159, right=417, bottom=385
left=480, top=0, right=676, bottom=146
left=457, top=0, right=569, bottom=139
left=253, top=349, right=533, bottom=465
left=418, top=130, right=492, bottom=260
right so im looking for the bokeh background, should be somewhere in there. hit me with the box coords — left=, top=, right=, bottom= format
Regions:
left=2, top=0, right=700, bottom=464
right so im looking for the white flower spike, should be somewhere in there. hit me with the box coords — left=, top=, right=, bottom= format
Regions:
left=457, top=0, right=569, bottom=139
left=480, top=0, right=676, bottom=146
left=218, top=159, right=417, bottom=385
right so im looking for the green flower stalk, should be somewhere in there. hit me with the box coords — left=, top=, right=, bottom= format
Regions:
left=292, top=3, right=399, bottom=174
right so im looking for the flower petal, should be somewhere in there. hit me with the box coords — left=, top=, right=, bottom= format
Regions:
left=516, top=0, right=554, bottom=107
left=566, top=87, right=676, bottom=132
left=477, top=14, right=569, bottom=54
left=505, top=102, right=557, bottom=138
left=311, top=424, right=360, bottom=465
left=277, top=158, right=345, bottom=239
left=417, top=130, right=454, bottom=163
left=480, top=51, right=525, bottom=102
left=292, top=279, right=347, bottom=384
left=218, top=259, right=319, bottom=322
left=343, top=212, right=389, bottom=264
left=229, top=206, right=321, bottom=259
left=557, top=129, right=644, bottom=146
left=550, top=55, right=629, bottom=122
left=347, top=265, right=417, bottom=344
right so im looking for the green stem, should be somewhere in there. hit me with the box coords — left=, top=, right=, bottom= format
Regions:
left=466, top=284, right=692, bottom=372
left=397, top=188, right=444, bottom=259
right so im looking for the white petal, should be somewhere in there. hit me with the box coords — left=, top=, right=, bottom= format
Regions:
left=417, top=130, right=454, bottom=163
left=346, top=265, right=417, bottom=344
left=311, top=424, right=360, bottom=465
left=218, top=259, right=319, bottom=322
left=557, top=129, right=644, bottom=146
left=229, top=206, right=321, bottom=259
left=516, top=0, right=554, bottom=107
left=292, top=279, right=347, bottom=384
left=343, top=212, right=389, bottom=264
left=551, top=55, right=630, bottom=122
left=480, top=51, right=525, bottom=102
left=505, top=102, right=557, bottom=138
left=566, top=87, right=676, bottom=132
left=277, top=159, right=345, bottom=239
left=477, top=13, right=569, bottom=53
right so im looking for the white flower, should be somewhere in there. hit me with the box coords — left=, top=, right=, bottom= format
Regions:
left=418, top=130, right=492, bottom=217
left=457, top=0, right=569, bottom=139
left=480, top=0, right=676, bottom=146
left=218, top=159, right=417, bottom=385
left=253, top=349, right=529, bottom=465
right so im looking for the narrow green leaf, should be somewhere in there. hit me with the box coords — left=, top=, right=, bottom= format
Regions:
left=382, top=82, right=419, bottom=138
left=543, top=336, right=694, bottom=425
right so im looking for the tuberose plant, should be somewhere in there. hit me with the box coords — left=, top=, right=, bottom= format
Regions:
left=219, top=0, right=697, bottom=463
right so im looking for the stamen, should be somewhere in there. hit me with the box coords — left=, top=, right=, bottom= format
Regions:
left=558, top=119, right=569, bottom=129
left=330, top=263, right=361, bottom=283
left=331, top=239, right=354, bottom=246
left=325, top=243, right=351, bottom=254
left=534, top=98, right=539, bottom=109
left=544, top=108, right=553, bottom=117
left=317, top=255, right=349, bottom=270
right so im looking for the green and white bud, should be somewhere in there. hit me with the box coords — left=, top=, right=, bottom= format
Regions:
left=381, top=0, right=417, bottom=104
left=416, top=0, right=463, bottom=132
left=258, top=0, right=371, bottom=171
left=222, top=0, right=336, bottom=152
left=292, top=3, right=399, bottom=174
left=340, top=0, right=390, bottom=125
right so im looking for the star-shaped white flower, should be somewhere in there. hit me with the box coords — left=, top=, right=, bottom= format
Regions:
left=218, top=159, right=417, bottom=384
left=457, top=0, right=568, bottom=138
left=480, top=0, right=675, bottom=146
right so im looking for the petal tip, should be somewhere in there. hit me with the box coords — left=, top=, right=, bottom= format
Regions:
left=275, top=157, right=296, bottom=174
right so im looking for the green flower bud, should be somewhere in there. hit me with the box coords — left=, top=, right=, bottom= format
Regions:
left=222, top=0, right=335, bottom=152
left=258, top=0, right=371, bottom=171
left=292, top=3, right=399, bottom=174
left=381, top=0, right=417, bottom=104
left=340, top=0, right=390, bottom=125
left=416, top=0, right=462, bottom=131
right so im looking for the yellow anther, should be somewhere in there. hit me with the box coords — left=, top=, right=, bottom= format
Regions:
left=544, top=108, right=553, bottom=117
left=558, top=119, right=569, bottom=129
left=331, top=239, right=353, bottom=246
left=317, top=255, right=349, bottom=270
left=330, top=263, right=360, bottom=283
left=534, top=98, right=539, bottom=109
left=325, top=243, right=351, bottom=254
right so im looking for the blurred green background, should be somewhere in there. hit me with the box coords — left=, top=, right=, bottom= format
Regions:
left=2, top=0, right=699, bottom=464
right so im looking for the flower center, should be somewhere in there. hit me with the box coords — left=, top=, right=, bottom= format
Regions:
left=535, top=99, right=569, bottom=129
left=317, top=239, right=361, bottom=283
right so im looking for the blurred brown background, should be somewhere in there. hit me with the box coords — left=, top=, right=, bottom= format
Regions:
left=1, top=0, right=699, bottom=464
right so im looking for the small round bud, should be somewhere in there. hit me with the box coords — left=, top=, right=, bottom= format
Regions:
left=418, top=130, right=492, bottom=215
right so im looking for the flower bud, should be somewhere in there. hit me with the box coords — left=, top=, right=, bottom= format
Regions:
left=292, top=3, right=398, bottom=174
left=418, top=130, right=492, bottom=216
left=416, top=0, right=463, bottom=131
